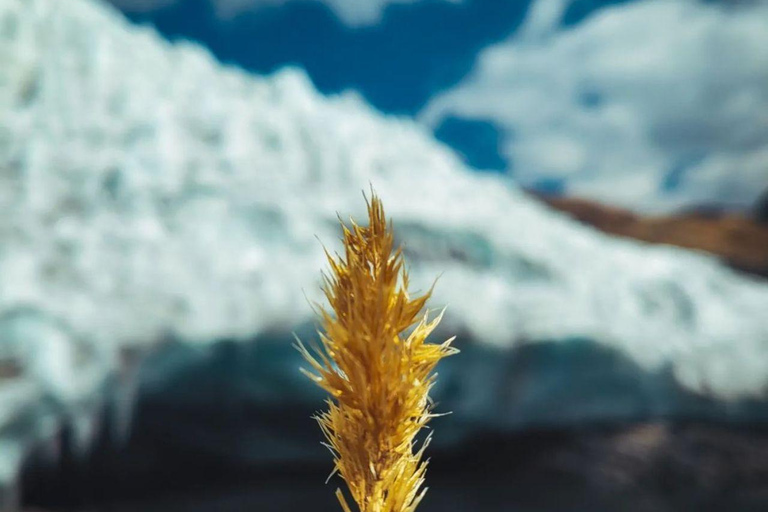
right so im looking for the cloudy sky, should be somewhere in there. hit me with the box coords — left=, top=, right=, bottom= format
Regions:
left=110, top=0, right=462, bottom=26
left=108, top=0, right=768, bottom=213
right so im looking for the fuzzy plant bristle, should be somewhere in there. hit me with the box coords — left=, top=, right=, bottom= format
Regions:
left=297, top=193, right=457, bottom=512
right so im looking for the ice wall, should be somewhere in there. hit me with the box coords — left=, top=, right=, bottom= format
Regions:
left=1, top=0, right=767, bottom=442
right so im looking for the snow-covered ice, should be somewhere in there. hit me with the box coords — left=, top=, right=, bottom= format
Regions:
left=1, top=0, right=767, bottom=458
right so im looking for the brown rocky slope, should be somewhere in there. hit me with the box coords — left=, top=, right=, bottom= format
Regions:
left=536, top=195, right=768, bottom=278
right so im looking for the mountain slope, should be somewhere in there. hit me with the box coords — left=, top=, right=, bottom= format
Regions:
left=537, top=194, right=768, bottom=278
left=1, top=0, right=768, bottom=423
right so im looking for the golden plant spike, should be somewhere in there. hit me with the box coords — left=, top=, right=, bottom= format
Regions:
left=297, top=192, right=458, bottom=512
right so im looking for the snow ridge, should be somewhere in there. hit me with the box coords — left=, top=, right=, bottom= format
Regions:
left=1, top=0, right=767, bottom=426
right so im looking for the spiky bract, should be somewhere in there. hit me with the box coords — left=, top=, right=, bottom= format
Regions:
left=298, top=194, right=456, bottom=512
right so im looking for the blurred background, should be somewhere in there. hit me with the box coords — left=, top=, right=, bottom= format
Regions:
left=2, top=0, right=768, bottom=510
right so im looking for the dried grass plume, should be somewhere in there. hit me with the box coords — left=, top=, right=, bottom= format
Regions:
left=297, top=193, right=457, bottom=512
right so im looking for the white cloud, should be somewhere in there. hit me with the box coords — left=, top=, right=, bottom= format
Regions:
left=108, top=0, right=178, bottom=11
left=422, top=0, right=768, bottom=213
left=108, top=0, right=459, bottom=26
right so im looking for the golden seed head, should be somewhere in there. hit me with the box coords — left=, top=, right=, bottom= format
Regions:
left=298, top=193, right=457, bottom=512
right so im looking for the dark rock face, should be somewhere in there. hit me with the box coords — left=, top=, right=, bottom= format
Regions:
left=22, top=421, right=768, bottom=512
left=21, top=335, right=768, bottom=511
left=536, top=194, right=768, bottom=278
left=755, top=189, right=768, bottom=224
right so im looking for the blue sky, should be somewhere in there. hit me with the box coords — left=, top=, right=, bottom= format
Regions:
left=108, top=0, right=768, bottom=213
left=112, top=0, right=543, bottom=113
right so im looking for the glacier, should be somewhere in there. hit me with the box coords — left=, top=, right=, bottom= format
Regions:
left=1, top=0, right=768, bottom=491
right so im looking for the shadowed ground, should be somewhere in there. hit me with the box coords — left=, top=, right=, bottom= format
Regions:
left=21, top=337, right=768, bottom=512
